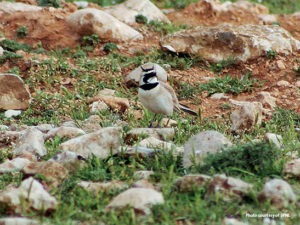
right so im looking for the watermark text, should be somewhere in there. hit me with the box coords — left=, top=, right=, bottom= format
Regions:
left=245, top=213, right=290, bottom=218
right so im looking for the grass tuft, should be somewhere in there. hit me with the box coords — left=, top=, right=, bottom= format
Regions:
left=37, top=0, right=61, bottom=8
left=193, top=141, right=283, bottom=177
left=265, top=49, right=277, bottom=60
left=16, top=26, right=28, bottom=38
left=201, top=72, right=260, bottom=96
left=210, top=56, right=237, bottom=73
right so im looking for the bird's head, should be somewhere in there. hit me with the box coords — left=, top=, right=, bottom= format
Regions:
left=140, top=64, right=158, bottom=85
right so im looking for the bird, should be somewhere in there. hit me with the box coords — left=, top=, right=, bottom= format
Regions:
left=138, top=63, right=198, bottom=118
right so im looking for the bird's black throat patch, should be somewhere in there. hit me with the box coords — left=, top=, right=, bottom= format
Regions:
left=139, top=82, right=159, bottom=90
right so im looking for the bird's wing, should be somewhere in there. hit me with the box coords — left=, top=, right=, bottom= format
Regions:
left=160, top=82, right=198, bottom=116
left=160, top=82, right=181, bottom=111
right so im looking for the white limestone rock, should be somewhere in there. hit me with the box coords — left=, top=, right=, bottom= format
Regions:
left=61, top=120, right=78, bottom=128
left=257, top=91, right=276, bottom=109
left=106, top=187, right=164, bottom=214
left=230, top=100, right=263, bottom=132
left=78, top=180, right=127, bottom=194
left=183, top=130, right=232, bottom=168
left=4, top=110, right=22, bottom=118
left=89, top=100, right=109, bottom=114
left=174, top=174, right=212, bottom=192
left=276, top=80, right=291, bottom=87
left=0, top=217, right=39, bottom=225
left=126, top=127, right=175, bottom=141
left=210, top=93, right=229, bottom=100
left=138, top=136, right=175, bottom=151
left=74, top=1, right=89, bottom=8
left=258, top=179, right=296, bottom=207
left=22, top=161, right=69, bottom=188
left=45, top=126, right=86, bottom=140
left=264, top=133, right=283, bottom=149
left=67, top=8, right=143, bottom=42
left=208, top=174, right=253, bottom=200
left=122, top=146, right=156, bottom=158
left=258, top=14, right=278, bottom=25
left=0, top=2, right=41, bottom=15
left=0, top=74, right=31, bottom=110
left=89, top=95, right=130, bottom=113
left=105, top=0, right=170, bottom=24
left=160, top=118, right=178, bottom=127
left=49, top=151, right=86, bottom=171
left=34, top=124, right=55, bottom=133
left=284, top=158, right=300, bottom=178
left=132, top=179, right=156, bottom=190
left=0, top=177, right=57, bottom=212
left=134, top=170, right=154, bottom=180
left=13, top=128, right=47, bottom=157
left=223, top=218, right=248, bottom=225
left=59, top=127, right=122, bottom=159
left=81, top=115, right=102, bottom=133
left=0, top=158, right=31, bottom=173
left=161, top=24, right=300, bottom=62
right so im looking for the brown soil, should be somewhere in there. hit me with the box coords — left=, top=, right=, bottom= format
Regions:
left=0, top=1, right=299, bottom=119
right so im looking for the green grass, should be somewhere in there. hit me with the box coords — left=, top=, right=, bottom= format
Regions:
left=0, top=148, right=13, bottom=164
left=2, top=146, right=298, bottom=224
left=294, top=66, right=300, bottom=76
left=193, top=141, right=283, bottom=177
left=219, top=0, right=300, bottom=14
left=1, top=103, right=300, bottom=224
left=210, top=57, right=238, bottom=73
left=175, top=81, right=202, bottom=100
left=68, top=0, right=124, bottom=7
left=146, top=21, right=189, bottom=35
left=0, top=39, right=31, bottom=52
left=37, top=0, right=61, bottom=8
left=67, top=0, right=300, bottom=13
left=265, top=50, right=278, bottom=60
left=0, top=50, right=23, bottom=64
left=16, top=26, right=28, bottom=38
left=66, top=0, right=199, bottom=8
left=201, top=72, right=260, bottom=96
left=81, top=34, right=100, bottom=47
left=0, top=0, right=300, bottom=223
left=135, top=14, right=189, bottom=35
left=253, top=0, right=300, bottom=14
left=151, top=0, right=199, bottom=9
left=103, top=42, right=118, bottom=53
left=0, top=38, right=36, bottom=64
left=0, top=173, right=23, bottom=190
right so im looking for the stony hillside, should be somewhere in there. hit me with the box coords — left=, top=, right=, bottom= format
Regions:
left=0, top=0, right=299, bottom=224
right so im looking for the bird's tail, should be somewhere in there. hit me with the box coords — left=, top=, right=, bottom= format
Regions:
left=179, top=103, right=198, bottom=116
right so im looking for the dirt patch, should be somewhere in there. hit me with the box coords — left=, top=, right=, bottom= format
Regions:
left=0, top=1, right=299, bottom=119
left=167, top=0, right=267, bottom=26
left=1, top=6, right=80, bottom=49
left=278, top=13, right=300, bottom=40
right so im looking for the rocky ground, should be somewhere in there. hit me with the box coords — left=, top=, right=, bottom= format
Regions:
left=0, top=0, right=300, bottom=225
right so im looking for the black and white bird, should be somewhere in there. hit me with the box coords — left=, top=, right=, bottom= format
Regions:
left=138, top=63, right=198, bottom=117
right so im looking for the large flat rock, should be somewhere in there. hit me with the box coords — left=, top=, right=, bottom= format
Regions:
left=67, top=8, right=143, bottom=42
left=161, top=24, right=300, bottom=62
left=0, top=74, right=31, bottom=110
left=0, top=2, right=41, bottom=15
left=105, top=0, right=170, bottom=24
left=59, top=127, right=122, bottom=159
